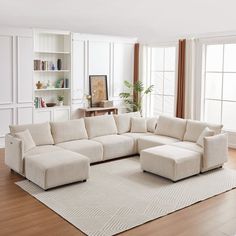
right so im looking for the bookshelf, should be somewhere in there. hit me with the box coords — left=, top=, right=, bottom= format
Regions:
left=33, top=29, right=72, bottom=122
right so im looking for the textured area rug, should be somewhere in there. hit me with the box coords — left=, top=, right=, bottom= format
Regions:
left=16, top=157, right=236, bottom=236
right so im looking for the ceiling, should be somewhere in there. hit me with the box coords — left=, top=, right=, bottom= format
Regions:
left=1, top=0, right=236, bottom=43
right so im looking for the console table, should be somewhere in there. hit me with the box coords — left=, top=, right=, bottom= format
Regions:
left=79, top=107, right=118, bottom=117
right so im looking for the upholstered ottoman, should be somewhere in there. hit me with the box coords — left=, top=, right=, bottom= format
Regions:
left=25, top=150, right=89, bottom=190
left=140, top=145, right=201, bottom=181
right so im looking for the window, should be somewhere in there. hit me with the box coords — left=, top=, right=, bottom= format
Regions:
left=146, top=46, right=177, bottom=117
left=202, top=43, right=236, bottom=131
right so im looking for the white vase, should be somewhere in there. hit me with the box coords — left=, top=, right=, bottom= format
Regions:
left=59, top=101, right=63, bottom=106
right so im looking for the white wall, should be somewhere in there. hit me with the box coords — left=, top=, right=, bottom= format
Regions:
left=0, top=27, right=33, bottom=147
left=71, top=33, right=136, bottom=118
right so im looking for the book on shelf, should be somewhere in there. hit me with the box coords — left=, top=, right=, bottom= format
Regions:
left=34, top=97, right=46, bottom=108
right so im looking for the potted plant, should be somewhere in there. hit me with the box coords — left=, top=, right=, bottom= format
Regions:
left=119, top=80, right=154, bottom=116
left=57, top=95, right=64, bottom=106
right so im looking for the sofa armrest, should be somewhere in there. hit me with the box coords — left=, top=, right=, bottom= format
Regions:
left=202, top=133, right=228, bottom=172
left=5, top=134, right=24, bottom=175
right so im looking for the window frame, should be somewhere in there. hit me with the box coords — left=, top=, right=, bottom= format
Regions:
left=200, top=36, right=236, bottom=132
left=144, top=42, right=178, bottom=117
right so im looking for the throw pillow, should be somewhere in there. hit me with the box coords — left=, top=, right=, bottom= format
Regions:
left=196, top=127, right=215, bottom=147
left=15, top=129, right=36, bottom=152
left=131, top=117, right=147, bottom=133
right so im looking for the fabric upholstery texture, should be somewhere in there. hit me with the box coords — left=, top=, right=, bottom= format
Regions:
left=184, top=120, right=223, bottom=142
left=25, top=150, right=89, bottom=189
left=56, top=139, right=103, bottom=163
left=138, top=135, right=179, bottom=152
left=122, top=132, right=154, bottom=153
left=51, top=119, right=88, bottom=144
left=155, top=115, right=187, bottom=140
left=171, top=141, right=203, bottom=154
left=141, top=145, right=201, bottom=181
left=146, top=117, right=158, bottom=133
left=24, top=145, right=63, bottom=157
left=9, top=122, right=54, bottom=146
left=196, top=127, right=215, bottom=147
left=113, top=112, right=141, bottom=134
left=131, top=117, right=147, bottom=133
left=92, top=135, right=135, bottom=160
left=202, top=133, right=228, bottom=172
left=85, top=115, right=117, bottom=139
left=15, top=129, right=36, bottom=152
left=5, top=134, right=24, bottom=174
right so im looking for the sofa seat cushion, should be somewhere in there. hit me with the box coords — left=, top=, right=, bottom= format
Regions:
left=183, top=120, right=223, bottom=142
left=140, top=145, right=201, bottom=181
left=171, top=141, right=203, bottom=154
left=50, top=119, right=88, bottom=144
left=155, top=115, right=187, bottom=140
left=138, top=135, right=179, bottom=153
left=56, top=140, right=103, bottom=163
left=92, top=135, right=135, bottom=160
left=24, top=145, right=63, bottom=158
left=10, top=122, right=54, bottom=146
left=85, top=115, right=117, bottom=139
left=25, top=150, right=89, bottom=190
left=122, top=132, right=154, bottom=153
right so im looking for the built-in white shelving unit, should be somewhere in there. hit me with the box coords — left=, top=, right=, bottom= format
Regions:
left=33, top=29, right=72, bottom=122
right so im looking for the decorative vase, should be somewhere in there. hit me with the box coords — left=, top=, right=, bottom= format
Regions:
left=36, top=81, right=43, bottom=89
left=59, top=101, right=63, bottom=106
left=57, top=59, right=62, bottom=70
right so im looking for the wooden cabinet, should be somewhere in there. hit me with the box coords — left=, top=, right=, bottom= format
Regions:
left=34, top=106, right=70, bottom=123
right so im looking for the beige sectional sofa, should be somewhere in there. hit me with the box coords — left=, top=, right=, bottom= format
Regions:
left=5, top=113, right=228, bottom=189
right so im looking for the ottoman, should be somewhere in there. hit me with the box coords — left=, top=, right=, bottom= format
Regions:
left=25, top=150, right=89, bottom=190
left=140, top=145, right=201, bottom=181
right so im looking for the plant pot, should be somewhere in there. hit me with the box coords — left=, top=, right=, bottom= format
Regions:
left=58, top=101, right=63, bottom=106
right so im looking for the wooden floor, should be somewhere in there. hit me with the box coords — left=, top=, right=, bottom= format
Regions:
left=1, top=149, right=236, bottom=236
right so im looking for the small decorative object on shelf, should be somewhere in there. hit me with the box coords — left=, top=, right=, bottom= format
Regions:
left=46, top=102, right=56, bottom=107
left=57, top=95, right=64, bottom=106
left=34, top=97, right=46, bottom=108
left=99, top=100, right=113, bottom=108
left=84, top=94, right=92, bottom=108
left=36, top=81, right=43, bottom=89
left=51, top=63, right=55, bottom=71
left=34, top=59, right=41, bottom=70
left=57, top=59, right=62, bottom=70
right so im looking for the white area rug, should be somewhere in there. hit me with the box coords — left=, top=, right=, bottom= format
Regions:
left=16, top=157, right=236, bottom=236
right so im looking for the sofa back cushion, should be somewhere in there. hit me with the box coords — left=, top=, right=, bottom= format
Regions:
left=50, top=119, right=88, bottom=144
left=183, top=119, right=223, bottom=142
left=113, top=112, right=141, bottom=134
left=85, top=115, right=117, bottom=139
left=131, top=117, right=147, bottom=133
left=146, top=117, right=158, bottom=133
left=155, top=115, right=187, bottom=140
left=9, top=122, right=54, bottom=146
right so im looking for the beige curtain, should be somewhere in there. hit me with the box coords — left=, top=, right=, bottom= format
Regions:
left=176, top=39, right=186, bottom=118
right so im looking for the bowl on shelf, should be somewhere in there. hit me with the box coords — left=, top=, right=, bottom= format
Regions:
left=46, top=102, right=56, bottom=107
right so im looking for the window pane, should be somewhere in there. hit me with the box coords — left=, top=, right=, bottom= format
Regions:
left=151, top=48, right=164, bottom=71
left=164, top=47, right=176, bottom=71
left=222, top=101, right=236, bottom=130
left=164, top=72, right=175, bottom=95
left=223, top=73, right=236, bottom=101
left=206, top=45, right=223, bottom=72
left=224, top=44, right=236, bottom=72
left=205, top=73, right=222, bottom=99
left=164, top=96, right=174, bottom=115
left=204, top=100, right=221, bottom=123
left=150, top=94, right=163, bottom=116
left=151, top=72, right=163, bottom=94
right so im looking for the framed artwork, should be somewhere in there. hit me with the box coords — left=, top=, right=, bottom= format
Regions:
left=89, top=75, right=108, bottom=107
